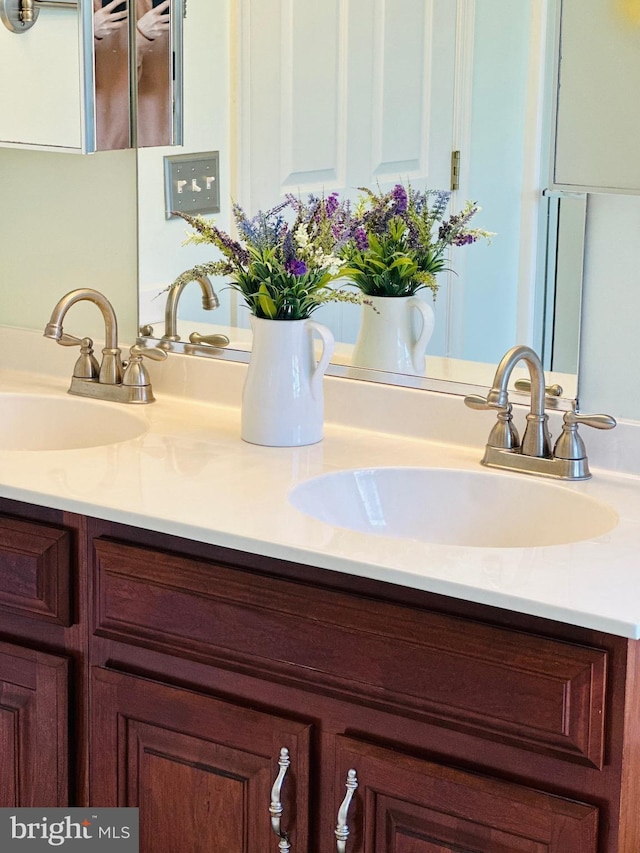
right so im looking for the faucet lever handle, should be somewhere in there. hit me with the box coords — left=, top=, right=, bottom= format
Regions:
left=564, top=411, right=617, bottom=430
left=129, top=344, right=168, bottom=362
left=514, top=378, right=564, bottom=399
left=122, top=345, right=168, bottom=402
left=553, top=410, right=617, bottom=462
left=56, top=332, right=83, bottom=347
left=464, top=394, right=494, bottom=411
left=464, top=395, right=519, bottom=448
left=188, top=331, right=231, bottom=348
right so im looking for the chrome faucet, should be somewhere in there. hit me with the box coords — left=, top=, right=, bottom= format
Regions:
left=45, top=288, right=166, bottom=404
left=139, top=273, right=230, bottom=351
left=162, top=274, right=223, bottom=342
left=45, top=287, right=123, bottom=384
left=465, top=344, right=616, bottom=480
left=485, top=344, right=551, bottom=458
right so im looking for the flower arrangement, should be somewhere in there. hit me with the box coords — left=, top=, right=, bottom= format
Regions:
left=170, top=193, right=360, bottom=321
left=340, top=183, right=494, bottom=298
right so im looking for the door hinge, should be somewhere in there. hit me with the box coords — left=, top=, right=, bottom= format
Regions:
left=450, top=150, right=461, bottom=191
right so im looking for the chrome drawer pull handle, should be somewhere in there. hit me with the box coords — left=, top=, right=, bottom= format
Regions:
left=335, top=768, right=358, bottom=853
left=269, top=747, right=291, bottom=853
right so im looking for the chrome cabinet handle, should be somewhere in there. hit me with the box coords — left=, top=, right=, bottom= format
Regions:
left=269, top=747, right=291, bottom=853
left=335, top=768, right=358, bottom=853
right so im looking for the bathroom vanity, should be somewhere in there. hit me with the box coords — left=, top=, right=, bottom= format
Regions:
left=1, top=496, right=638, bottom=852
left=0, top=335, right=640, bottom=853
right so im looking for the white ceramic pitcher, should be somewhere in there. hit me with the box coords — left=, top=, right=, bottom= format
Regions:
left=352, top=294, right=435, bottom=376
left=241, top=316, right=335, bottom=446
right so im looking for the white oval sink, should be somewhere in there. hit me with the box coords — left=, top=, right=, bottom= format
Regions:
left=289, top=467, right=618, bottom=548
left=0, top=393, right=148, bottom=451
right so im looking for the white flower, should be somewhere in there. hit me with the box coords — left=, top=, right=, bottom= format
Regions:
left=294, top=224, right=310, bottom=248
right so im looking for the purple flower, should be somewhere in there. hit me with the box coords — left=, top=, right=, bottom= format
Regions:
left=453, top=233, right=477, bottom=246
left=354, top=227, right=369, bottom=251
left=431, top=190, right=451, bottom=219
left=285, top=258, right=308, bottom=276
left=325, top=192, right=339, bottom=218
left=392, top=184, right=408, bottom=213
left=438, top=223, right=451, bottom=242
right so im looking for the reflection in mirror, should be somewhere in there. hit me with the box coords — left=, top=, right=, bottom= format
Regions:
left=539, top=191, right=586, bottom=376
left=0, top=0, right=84, bottom=150
left=0, top=0, right=182, bottom=152
left=93, top=0, right=131, bottom=150
left=137, top=0, right=580, bottom=402
left=93, top=0, right=180, bottom=150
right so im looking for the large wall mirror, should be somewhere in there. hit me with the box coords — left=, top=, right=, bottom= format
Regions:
left=0, top=0, right=183, bottom=152
left=137, top=0, right=582, bottom=402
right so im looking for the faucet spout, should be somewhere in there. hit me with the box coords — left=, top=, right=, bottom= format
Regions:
left=163, top=275, right=220, bottom=341
left=487, top=344, right=551, bottom=457
left=44, top=287, right=119, bottom=350
left=44, top=288, right=122, bottom=384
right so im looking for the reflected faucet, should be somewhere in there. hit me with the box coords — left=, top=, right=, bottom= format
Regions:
left=465, top=344, right=616, bottom=480
left=162, top=275, right=220, bottom=342
left=45, top=288, right=166, bottom=404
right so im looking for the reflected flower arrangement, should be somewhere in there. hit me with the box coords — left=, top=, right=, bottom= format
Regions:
left=340, top=183, right=494, bottom=298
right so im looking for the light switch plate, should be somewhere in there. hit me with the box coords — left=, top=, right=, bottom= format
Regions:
left=164, top=151, right=220, bottom=219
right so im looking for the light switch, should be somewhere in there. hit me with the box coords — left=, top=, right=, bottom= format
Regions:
left=164, top=151, right=220, bottom=219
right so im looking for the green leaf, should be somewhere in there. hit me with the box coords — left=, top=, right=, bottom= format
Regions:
left=258, top=284, right=277, bottom=319
left=389, top=257, right=415, bottom=270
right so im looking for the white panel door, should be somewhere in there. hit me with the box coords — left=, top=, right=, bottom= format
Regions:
left=238, top=0, right=457, bottom=209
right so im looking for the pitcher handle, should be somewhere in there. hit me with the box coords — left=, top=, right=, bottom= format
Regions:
left=408, top=297, right=435, bottom=374
left=306, top=320, right=335, bottom=401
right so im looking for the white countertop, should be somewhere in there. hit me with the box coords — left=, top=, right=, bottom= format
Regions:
left=1, top=327, right=639, bottom=638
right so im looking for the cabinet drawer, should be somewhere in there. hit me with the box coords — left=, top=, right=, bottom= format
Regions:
left=94, top=538, right=607, bottom=768
left=0, top=516, right=72, bottom=627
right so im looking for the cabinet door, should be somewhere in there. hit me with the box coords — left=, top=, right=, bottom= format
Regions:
left=0, top=641, right=68, bottom=806
left=91, top=667, right=311, bottom=853
left=554, top=0, right=640, bottom=191
left=334, top=737, right=598, bottom=853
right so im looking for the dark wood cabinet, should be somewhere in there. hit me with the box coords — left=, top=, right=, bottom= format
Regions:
left=334, top=737, right=598, bottom=853
left=0, top=512, right=72, bottom=806
left=0, top=514, right=72, bottom=627
left=90, top=667, right=312, bottom=853
left=0, top=639, right=68, bottom=807
left=1, top=500, right=640, bottom=850
left=0, top=500, right=88, bottom=808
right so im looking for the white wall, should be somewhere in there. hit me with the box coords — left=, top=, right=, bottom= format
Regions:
left=0, top=148, right=138, bottom=343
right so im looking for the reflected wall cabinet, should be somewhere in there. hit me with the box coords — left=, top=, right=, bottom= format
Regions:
left=0, top=0, right=182, bottom=153
left=554, top=0, right=640, bottom=192
left=0, top=0, right=90, bottom=151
